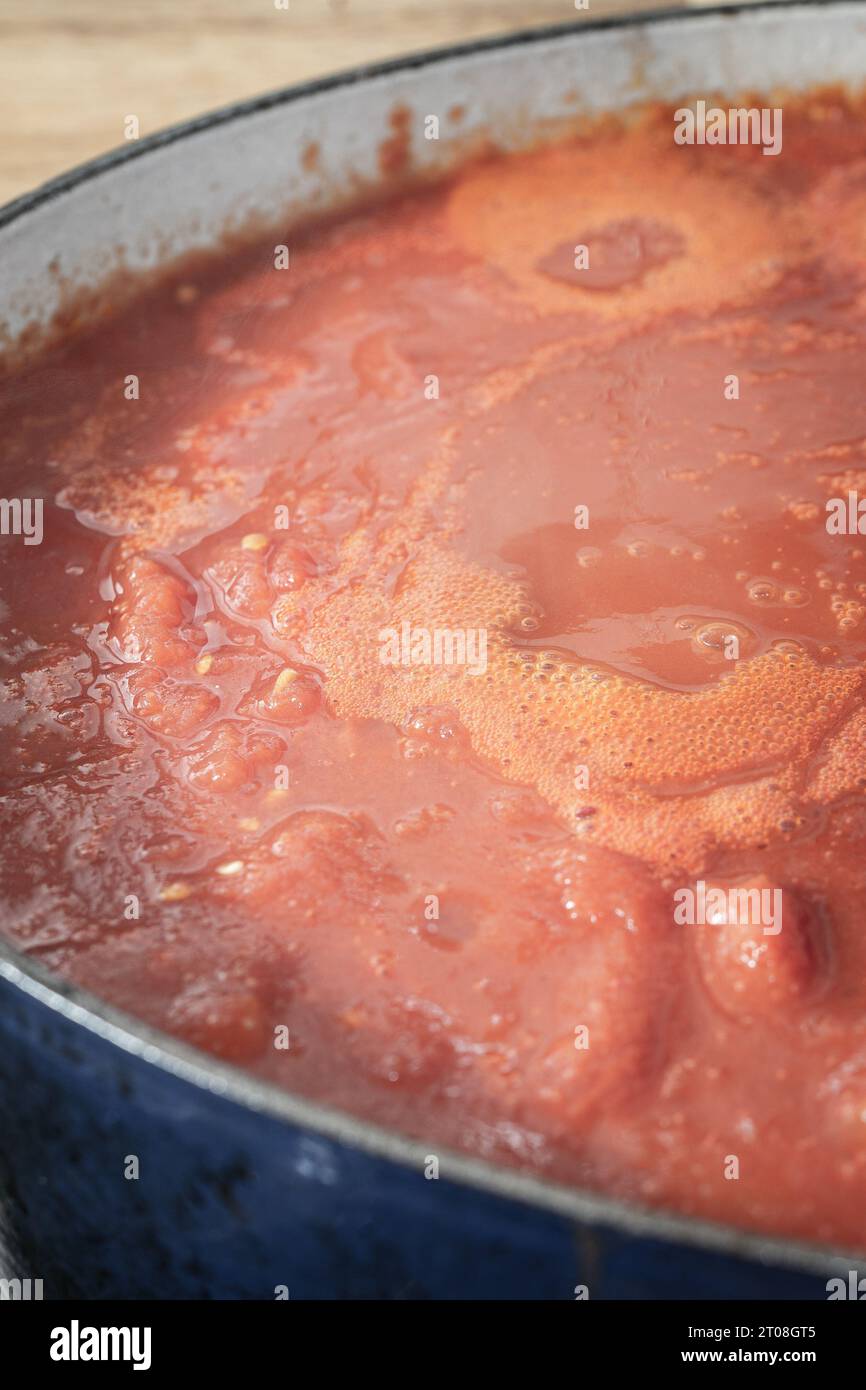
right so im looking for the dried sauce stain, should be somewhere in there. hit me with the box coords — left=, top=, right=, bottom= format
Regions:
left=378, top=103, right=413, bottom=179
left=301, top=141, right=320, bottom=174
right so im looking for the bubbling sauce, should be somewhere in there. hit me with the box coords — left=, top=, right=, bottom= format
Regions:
left=4, top=96, right=866, bottom=1249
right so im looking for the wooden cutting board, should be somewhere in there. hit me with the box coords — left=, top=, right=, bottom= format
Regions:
left=0, top=0, right=727, bottom=204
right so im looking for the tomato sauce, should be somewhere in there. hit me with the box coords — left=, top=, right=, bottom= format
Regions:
left=4, top=94, right=866, bottom=1249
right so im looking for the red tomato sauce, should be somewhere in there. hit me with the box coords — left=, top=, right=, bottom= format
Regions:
left=4, top=95, right=866, bottom=1249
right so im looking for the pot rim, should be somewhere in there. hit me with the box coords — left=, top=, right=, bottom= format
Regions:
left=0, top=0, right=839, bottom=234
left=0, top=0, right=858, bottom=1283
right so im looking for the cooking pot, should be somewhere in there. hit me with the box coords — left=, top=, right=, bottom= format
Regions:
left=0, top=1, right=862, bottom=1299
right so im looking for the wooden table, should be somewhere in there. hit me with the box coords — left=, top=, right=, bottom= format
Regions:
left=0, top=0, right=721, bottom=205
